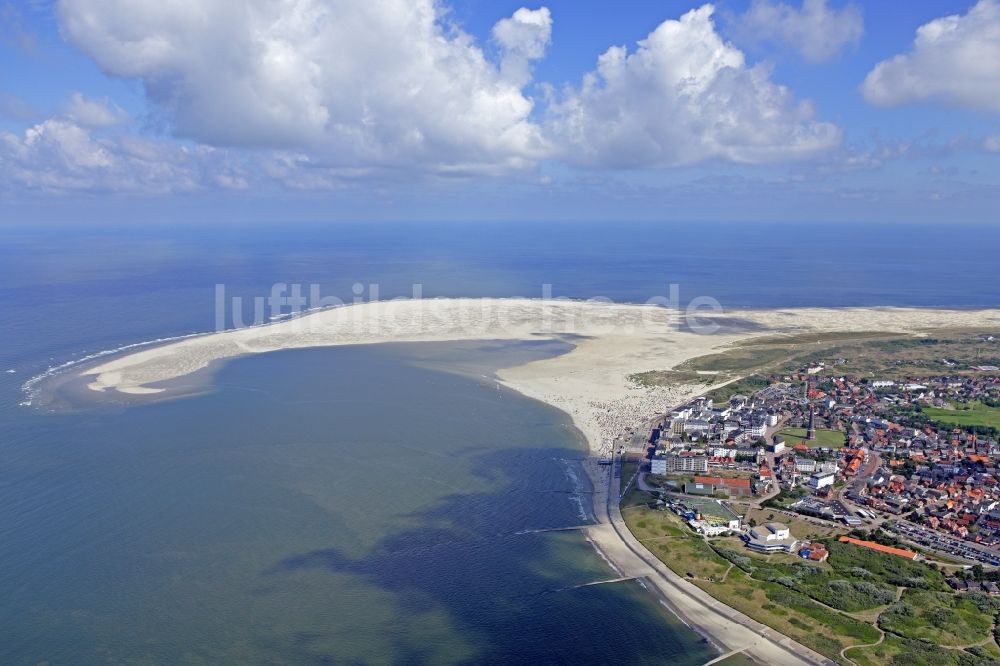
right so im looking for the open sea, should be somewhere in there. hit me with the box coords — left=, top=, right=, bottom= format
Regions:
left=1, top=221, right=998, bottom=664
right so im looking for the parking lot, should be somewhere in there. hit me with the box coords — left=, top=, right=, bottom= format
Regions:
left=889, top=520, right=1000, bottom=566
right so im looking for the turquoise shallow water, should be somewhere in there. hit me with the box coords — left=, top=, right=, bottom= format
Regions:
left=0, top=342, right=713, bottom=664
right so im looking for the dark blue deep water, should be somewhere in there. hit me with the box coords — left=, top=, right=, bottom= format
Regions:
left=0, top=221, right=997, bottom=664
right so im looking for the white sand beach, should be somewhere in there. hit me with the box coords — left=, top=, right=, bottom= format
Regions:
left=84, top=298, right=1000, bottom=465
left=78, top=298, right=1000, bottom=665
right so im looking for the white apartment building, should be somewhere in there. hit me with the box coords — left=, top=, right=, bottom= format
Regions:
left=651, top=453, right=709, bottom=475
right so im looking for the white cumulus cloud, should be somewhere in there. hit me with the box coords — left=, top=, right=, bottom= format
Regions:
left=12, top=0, right=847, bottom=194
left=734, top=0, right=863, bottom=62
left=545, top=4, right=841, bottom=168
left=63, top=92, right=129, bottom=128
left=861, top=0, right=1000, bottom=111
left=493, top=7, right=552, bottom=87
left=56, top=0, right=551, bottom=173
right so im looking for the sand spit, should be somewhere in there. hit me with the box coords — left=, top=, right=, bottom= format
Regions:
left=82, top=298, right=1000, bottom=462
left=78, top=298, right=1000, bottom=666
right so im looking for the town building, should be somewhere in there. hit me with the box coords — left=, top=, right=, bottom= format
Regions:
left=798, top=542, right=829, bottom=562
left=745, top=522, right=799, bottom=553
left=795, top=457, right=817, bottom=474
left=687, top=476, right=753, bottom=498
left=809, top=472, right=836, bottom=490
left=838, top=536, right=918, bottom=560
left=651, top=452, right=709, bottom=475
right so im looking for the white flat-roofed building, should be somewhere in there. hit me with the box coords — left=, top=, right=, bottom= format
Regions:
left=809, top=472, right=836, bottom=490
left=745, top=522, right=799, bottom=553
left=689, top=519, right=740, bottom=536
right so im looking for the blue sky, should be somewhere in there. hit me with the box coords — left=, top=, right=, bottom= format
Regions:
left=1, top=0, right=998, bottom=224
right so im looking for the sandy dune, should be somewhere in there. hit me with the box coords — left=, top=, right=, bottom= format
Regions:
left=83, top=298, right=1000, bottom=464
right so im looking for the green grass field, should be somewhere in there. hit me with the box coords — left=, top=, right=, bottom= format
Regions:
left=633, top=330, right=999, bottom=407
left=740, top=332, right=905, bottom=347
left=628, top=369, right=719, bottom=387
left=706, top=375, right=772, bottom=403
left=619, top=461, right=648, bottom=508
left=776, top=427, right=847, bottom=448
left=878, top=589, right=999, bottom=646
left=845, top=634, right=1000, bottom=666
left=663, top=329, right=1000, bottom=387
left=677, top=347, right=796, bottom=373
left=923, top=401, right=1000, bottom=430
left=680, top=497, right=740, bottom=523
left=622, top=498, right=880, bottom=663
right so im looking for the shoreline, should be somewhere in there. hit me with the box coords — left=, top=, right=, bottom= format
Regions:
left=75, top=298, right=1000, bottom=426
left=58, top=298, right=1000, bottom=664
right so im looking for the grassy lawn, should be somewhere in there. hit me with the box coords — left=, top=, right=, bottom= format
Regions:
left=679, top=497, right=741, bottom=523
left=777, top=427, right=847, bottom=448
left=624, top=504, right=691, bottom=540
left=621, top=497, right=878, bottom=664
left=622, top=504, right=731, bottom=580
left=740, top=332, right=905, bottom=346
left=620, top=486, right=984, bottom=665
left=706, top=375, right=772, bottom=403
left=878, top=589, right=999, bottom=646
left=923, top=401, right=1000, bottom=430
left=677, top=347, right=796, bottom=373
left=715, top=544, right=899, bottom=614
left=761, top=487, right=808, bottom=509
left=704, top=569, right=879, bottom=662
left=666, top=330, right=1000, bottom=396
left=619, top=461, right=648, bottom=508
left=825, top=540, right=947, bottom=591
left=621, top=460, right=638, bottom=481
left=846, top=634, right=1000, bottom=666
left=628, top=369, right=720, bottom=387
